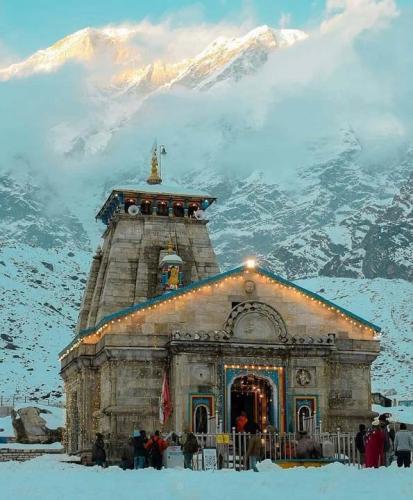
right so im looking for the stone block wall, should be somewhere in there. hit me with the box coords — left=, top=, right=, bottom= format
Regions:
left=0, top=448, right=63, bottom=462
left=77, top=215, right=219, bottom=329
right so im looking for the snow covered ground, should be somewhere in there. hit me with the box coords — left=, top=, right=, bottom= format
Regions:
left=0, top=454, right=412, bottom=500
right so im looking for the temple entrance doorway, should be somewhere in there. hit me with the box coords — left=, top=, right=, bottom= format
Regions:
left=230, top=375, right=274, bottom=432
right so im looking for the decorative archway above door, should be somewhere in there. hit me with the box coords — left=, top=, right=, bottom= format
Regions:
left=223, top=301, right=288, bottom=342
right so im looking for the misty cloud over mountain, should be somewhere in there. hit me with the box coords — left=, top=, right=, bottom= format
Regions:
left=0, top=0, right=412, bottom=401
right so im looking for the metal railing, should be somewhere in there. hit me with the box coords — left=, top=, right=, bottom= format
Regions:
left=193, top=430, right=358, bottom=470
left=0, top=395, right=65, bottom=409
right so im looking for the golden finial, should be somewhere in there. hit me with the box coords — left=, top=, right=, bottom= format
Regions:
left=167, top=238, right=174, bottom=254
left=147, top=148, right=162, bottom=185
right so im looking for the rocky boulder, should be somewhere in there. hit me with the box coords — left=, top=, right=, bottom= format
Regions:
left=11, top=407, right=63, bottom=444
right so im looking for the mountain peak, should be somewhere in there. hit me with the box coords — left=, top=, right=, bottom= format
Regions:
left=0, top=24, right=308, bottom=83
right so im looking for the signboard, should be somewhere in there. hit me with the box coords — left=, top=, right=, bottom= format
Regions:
left=165, top=446, right=184, bottom=469
left=216, top=434, right=230, bottom=444
left=202, top=448, right=217, bottom=470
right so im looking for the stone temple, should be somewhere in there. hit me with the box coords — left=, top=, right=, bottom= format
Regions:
left=60, top=149, right=380, bottom=459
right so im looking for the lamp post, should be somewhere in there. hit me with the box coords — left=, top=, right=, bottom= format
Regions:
left=158, top=144, right=167, bottom=178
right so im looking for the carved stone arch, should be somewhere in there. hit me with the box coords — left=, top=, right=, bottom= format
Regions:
left=223, top=301, right=288, bottom=342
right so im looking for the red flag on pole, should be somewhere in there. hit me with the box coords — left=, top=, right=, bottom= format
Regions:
left=159, top=370, right=172, bottom=425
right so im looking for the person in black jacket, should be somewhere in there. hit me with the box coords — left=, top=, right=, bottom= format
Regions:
left=92, top=433, right=106, bottom=467
left=181, top=431, right=199, bottom=469
left=120, top=438, right=135, bottom=470
left=133, top=430, right=148, bottom=469
left=355, top=424, right=366, bottom=466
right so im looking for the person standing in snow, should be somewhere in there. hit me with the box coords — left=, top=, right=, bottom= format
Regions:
left=364, top=419, right=384, bottom=468
left=355, top=424, right=366, bottom=466
left=181, top=431, right=199, bottom=469
left=92, top=432, right=106, bottom=467
left=120, top=437, right=135, bottom=470
left=145, top=430, right=168, bottom=470
left=379, top=414, right=393, bottom=466
left=394, top=423, right=413, bottom=468
left=246, top=423, right=262, bottom=471
left=133, top=430, right=148, bottom=469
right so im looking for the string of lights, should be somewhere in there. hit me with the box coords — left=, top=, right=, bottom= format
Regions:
left=60, top=267, right=379, bottom=360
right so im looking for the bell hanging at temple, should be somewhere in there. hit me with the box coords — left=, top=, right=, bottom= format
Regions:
left=160, top=241, right=184, bottom=291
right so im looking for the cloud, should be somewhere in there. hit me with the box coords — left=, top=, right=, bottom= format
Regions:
left=0, top=0, right=411, bottom=201
left=321, top=0, right=398, bottom=38
left=0, top=39, right=17, bottom=67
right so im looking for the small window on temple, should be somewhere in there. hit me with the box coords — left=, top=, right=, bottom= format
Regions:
left=231, top=302, right=241, bottom=309
left=124, top=198, right=137, bottom=213
left=141, top=200, right=152, bottom=215
left=188, top=203, right=199, bottom=218
left=173, top=202, right=184, bottom=217
left=157, top=201, right=168, bottom=216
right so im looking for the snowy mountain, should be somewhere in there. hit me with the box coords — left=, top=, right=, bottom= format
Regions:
left=0, top=25, right=308, bottom=156
left=0, top=22, right=411, bottom=401
left=0, top=25, right=307, bottom=89
left=1, top=248, right=411, bottom=401
left=0, top=26, right=139, bottom=81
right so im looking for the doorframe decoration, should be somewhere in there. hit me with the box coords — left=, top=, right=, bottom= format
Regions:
left=294, top=396, right=318, bottom=432
left=223, top=364, right=285, bottom=433
left=188, top=394, right=215, bottom=433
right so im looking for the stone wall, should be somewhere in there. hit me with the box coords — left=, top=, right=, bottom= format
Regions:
left=0, top=448, right=62, bottom=462
left=77, top=215, right=219, bottom=331
left=105, top=271, right=377, bottom=342
left=63, top=233, right=380, bottom=458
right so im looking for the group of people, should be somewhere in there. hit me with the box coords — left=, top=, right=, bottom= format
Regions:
left=119, top=430, right=168, bottom=470
left=92, top=412, right=413, bottom=471
left=92, top=429, right=199, bottom=470
left=355, top=414, right=413, bottom=468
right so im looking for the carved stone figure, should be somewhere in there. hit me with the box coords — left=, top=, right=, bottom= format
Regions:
left=296, top=369, right=311, bottom=386
left=244, top=280, right=256, bottom=294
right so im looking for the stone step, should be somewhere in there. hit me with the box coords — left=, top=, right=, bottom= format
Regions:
left=0, top=448, right=63, bottom=462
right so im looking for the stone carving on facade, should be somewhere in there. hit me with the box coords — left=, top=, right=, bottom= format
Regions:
left=329, top=389, right=353, bottom=408
left=296, top=368, right=311, bottom=386
left=244, top=280, right=256, bottom=294
left=190, top=364, right=212, bottom=383
left=224, top=301, right=288, bottom=340
left=171, top=330, right=230, bottom=341
left=170, top=328, right=336, bottom=346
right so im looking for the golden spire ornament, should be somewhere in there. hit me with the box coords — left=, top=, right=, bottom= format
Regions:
left=147, top=148, right=162, bottom=185
left=167, top=238, right=174, bottom=254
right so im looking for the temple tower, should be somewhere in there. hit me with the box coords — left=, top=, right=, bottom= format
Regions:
left=76, top=150, right=219, bottom=331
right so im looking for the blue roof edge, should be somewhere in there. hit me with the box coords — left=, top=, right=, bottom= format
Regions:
left=59, top=265, right=381, bottom=357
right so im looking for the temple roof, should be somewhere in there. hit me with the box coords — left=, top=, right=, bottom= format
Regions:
left=96, top=185, right=216, bottom=222
left=116, top=183, right=213, bottom=197
left=59, top=264, right=381, bottom=358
